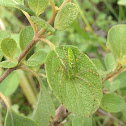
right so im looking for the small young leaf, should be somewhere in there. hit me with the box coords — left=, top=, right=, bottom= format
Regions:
left=28, top=0, right=49, bottom=16
left=16, top=4, right=36, bottom=16
left=107, top=25, right=126, bottom=65
left=0, top=30, right=11, bottom=42
left=32, top=83, right=55, bottom=126
left=54, top=3, right=79, bottom=30
left=1, top=37, right=17, bottom=58
left=0, top=59, right=18, bottom=68
left=31, top=16, right=55, bottom=33
left=0, top=0, right=24, bottom=7
left=4, top=109, right=39, bottom=126
left=104, top=53, right=116, bottom=72
left=46, top=46, right=103, bottom=116
left=0, top=71, right=20, bottom=96
left=100, top=93, right=125, bottom=112
left=19, top=26, right=34, bottom=51
left=25, top=50, right=47, bottom=66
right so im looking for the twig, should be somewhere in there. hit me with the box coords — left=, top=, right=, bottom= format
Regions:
left=102, top=65, right=125, bottom=83
left=49, top=104, right=70, bottom=126
left=98, top=108, right=126, bottom=126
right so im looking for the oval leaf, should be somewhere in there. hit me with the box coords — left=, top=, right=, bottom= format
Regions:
left=28, top=0, right=49, bottom=16
left=1, top=37, right=17, bottom=58
left=0, top=59, right=18, bottom=68
left=4, top=109, right=39, bottom=126
left=118, top=0, right=126, bottom=6
left=16, top=4, right=36, bottom=16
left=19, top=26, right=34, bottom=51
left=100, top=93, right=125, bottom=112
left=107, top=25, right=126, bottom=65
left=0, top=71, right=20, bottom=96
left=45, top=46, right=103, bottom=116
left=25, top=50, right=47, bottom=66
left=0, top=49, right=4, bottom=61
left=0, top=0, right=24, bottom=7
left=32, top=82, right=55, bottom=126
left=54, top=3, right=79, bottom=30
left=31, top=16, right=55, bottom=33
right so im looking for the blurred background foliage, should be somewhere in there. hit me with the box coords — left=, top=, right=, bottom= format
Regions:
left=1, top=0, right=126, bottom=126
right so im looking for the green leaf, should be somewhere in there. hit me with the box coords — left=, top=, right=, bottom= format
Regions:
left=1, top=37, right=17, bottom=58
left=19, top=26, right=34, bottom=51
left=72, top=116, right=92, bottom=126
left=0, top=0, right=24, bottom=7
left=0, top=30, right=11, bottom=42
left=114, top=71, right=126, bottom=88
left=118, top=0, right=126, bottom=6
left=28, top=0, right=49, bottom=16
left=16, top=4, right=36, bottom=16
left=46, top=46, right=103, bottom=116
left=54, top=3, right=79, bottom=30
left=107, top=25, right=126, bottom=65
left=4, top=109, right=39, bottom=126
left=31, top=16, right=55, bottom=33
left=32, top=83, right=55, bottom=126
left=25, top=50, right=47, bottom=66
left=0, top=59, right=18, bottom=68
left=0, top=71, right=20, bottom=96
left=104, top=53, right=116, bottom=72
left=100, top=93, right=125, bottom=112
left=103, top=80, right=120, bottom=93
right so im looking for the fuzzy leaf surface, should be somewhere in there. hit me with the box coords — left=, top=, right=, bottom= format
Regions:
left=19, top=26, right=34, bottom=51
left=4, top=109, right=39, bottom=126
left=54, top=3, right=79, bottom=30
left=46, top=46, right=103, bottom=116
left=28, top=0, right=48, bottom=16
left=100, top=93, right=125, bottom=112
left=0, top=71, right=19, bottom=96
left=31, top=16, right=55, bottom=33
left=25, top=50, right=47, bottom=66
left=32, top=83, right=55, bottom=126
left=1, top=37, right=17, bottom=58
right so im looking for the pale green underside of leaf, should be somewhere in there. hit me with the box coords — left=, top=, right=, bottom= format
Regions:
left=0, top=59, right=18, bottom=68
left=28, top=0, right=49, bottom=16
left=54, top=3, right=79, bottom=30
left=118, top=0, right=126, bottom=6
left=32, top=83, right=55, bottom=126
left=19, top=26, right=34, bottom=51
left=107, top=25, right=126, bottom=65
left=0, top=71, right=20, bottom=96
left=25, top=50, right=47, bottom=66
left=4, top=109, right=39, bottom=126
left=31, top=16, right=55, bottom=33
left=1, top=37, right=17, bottom=58
left=16, top=4, right=36, bottom=16
left=46, top=46, right=103, bottom=116
left=0, top=0, right=24, bottom=7
left=0, top=49, right=4, bottom=61
left=100, top=93, right=125, bottom=112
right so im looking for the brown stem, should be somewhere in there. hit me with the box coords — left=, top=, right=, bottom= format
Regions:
left=102, top=66, right=125, bottom=83
left=0, top=38, right=38, bottom=83
left=98, top=109, right=126, bottom=126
